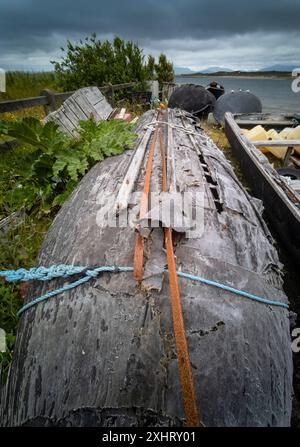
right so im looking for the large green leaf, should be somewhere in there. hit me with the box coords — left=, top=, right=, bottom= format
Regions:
left=4, top=118, right=48, bottom=150
left=1, top=116, right=136, bottom=214
left=0, top=120, right=9, bottom=135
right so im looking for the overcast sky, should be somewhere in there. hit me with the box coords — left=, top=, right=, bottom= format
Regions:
left=0, top=0, right=299, bottom=71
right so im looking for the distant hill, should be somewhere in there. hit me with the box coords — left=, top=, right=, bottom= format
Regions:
left=200, top=66, right=234, bottom=74
left=175, top=64, right=297, bottom=76
left=260, top=64, right=297, bottom=72
left=174, top=66, right=195, bottom=75
left=180, top=69, right=291, bottom=79
left=174, top=66, right=234, bottom=75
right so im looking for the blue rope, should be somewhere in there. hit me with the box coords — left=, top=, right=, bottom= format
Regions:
left=0, top=265, right=288, bottom=316
left=0, top=265, right=87, bottom=282
left=176, top=271, right=289, bottom=310
left=15, top=266, right=133, bottom=316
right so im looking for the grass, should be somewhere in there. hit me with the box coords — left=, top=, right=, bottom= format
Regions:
left=201, top=120, right=251, bottom=188
left=0, top=71, right=58, bottom=123
left=0, top=73, right=57, bottom=380
left=0, top=71, right=57, bottom=102
left=0, top=216, right=52, bottom=380
left=0, top=106, right=137, bottom=382
left=0, top=71, right=144, bottom=133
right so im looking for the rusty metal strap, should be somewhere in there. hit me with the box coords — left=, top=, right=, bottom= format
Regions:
left=133, top=112, right=202, bottom=426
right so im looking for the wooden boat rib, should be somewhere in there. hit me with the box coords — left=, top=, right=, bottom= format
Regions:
left=1, top=109, right=292, bottom=427
left=234, top=112, right=300, bottom=129
left=225, top=111, right=300, bottom=266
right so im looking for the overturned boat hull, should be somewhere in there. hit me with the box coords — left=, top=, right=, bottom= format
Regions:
left=1, top=109, right=293, bottom=427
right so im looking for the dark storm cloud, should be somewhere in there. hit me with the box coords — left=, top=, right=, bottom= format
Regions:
left=1, top=0, right=300, bottom=47
left=0, top=0, right=299, bottom=69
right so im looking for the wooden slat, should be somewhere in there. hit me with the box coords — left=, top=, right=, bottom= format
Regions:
left=76, top=95, right=102, bottom=122
left=0, top=83, right=136, bottom=115
left=58, top=105, right=81, bottom=135
left=291, top=156, right=300, bottom=168
left=52, top=91, right=74, bottom=102
left=115, top=116, right=157, bottom=210
left=62, top=96, right=89, bottom=121
left=283, top=147, right=293, bottom=166
left=133, top=125, right=159, bottom=282
left=166, top=110, right=177, bottom=193
left=236, top=120, right=296, bottom=128
left=85, top=87, right=112, bottom=120
left=0, top=96, right=47, bottom=113
left=0, top=83, right=137, bottom=151
left=45, top=88, right=113, bottom=135
left=109, top=82, right=136, bottom=92
left=252, top=140, right=300, bottom=147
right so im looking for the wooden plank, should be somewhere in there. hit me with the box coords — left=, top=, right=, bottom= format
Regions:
left=74, top=90, right=104, bottom=122
left=289, top=180, right=300, bottom=193
left=0, top=96, right=47, bottom=113
left=252, top=140, right=300, bottom=147
left=236, top=120, right=296, bottom=128
left=115, top=118, right=156, bottom=210
left=64, top=96, right=90, bottom=121
left=0, top=84, right=136, bottom=151
left=283, top=147, right=294, bottom=167
left=290, top=156, right=300, bottom=168
left=162, top=82, right=177, bottom=101
left=53, top=91, right=74, bottom=102
left=74, top=95, right=102, bottom=122
left=44, top=105, right=74, bottom=136
left=84, top=87, right=112, bottom=119
left=53, top=109, right=76, bottom=136
left=166, top=110, right=177, bottom=193
left=46, top=93, right=91, bottom=136
left=46, top=88, right=113, bottom=134
left=110, top=82, right=136, bottom=92
left=59, top=103, right=84, bottom=135
left=0, top=83, right=135, bottom=115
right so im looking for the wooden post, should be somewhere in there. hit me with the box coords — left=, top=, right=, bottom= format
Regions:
left=162, top=82, right=177, bottom=101
left=110, top=85, right=115, bottom=107
left=40, top=89, right=57, bottom=115
left=149, top=80, right=159, bottom=100
left=283, top=146, right=294, bottom=167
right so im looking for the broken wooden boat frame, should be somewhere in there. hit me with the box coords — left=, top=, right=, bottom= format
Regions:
left=224, top=111, right=300, bottom=266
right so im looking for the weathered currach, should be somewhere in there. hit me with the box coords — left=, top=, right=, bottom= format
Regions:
left=1, top=109, right=293, bottom=427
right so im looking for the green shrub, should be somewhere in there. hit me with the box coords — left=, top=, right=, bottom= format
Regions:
left=0, top=115, right=136, bottom=380
left=0, top=116, right=136, bottom=215
left=51, top=34, right=174, bottom=93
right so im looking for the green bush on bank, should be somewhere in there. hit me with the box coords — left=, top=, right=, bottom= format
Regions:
left=0, top=116, right=137, bottom=380
left=52, top=34, right=174, bottom=92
